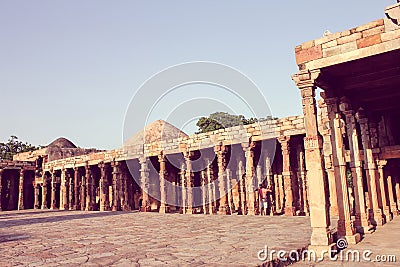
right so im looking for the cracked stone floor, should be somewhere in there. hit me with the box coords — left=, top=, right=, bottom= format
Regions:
left=0, top=210, right=312, bottom=267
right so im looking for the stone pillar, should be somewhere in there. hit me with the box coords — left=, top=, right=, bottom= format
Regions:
left=85, top=164, right=94, bottom=211
left=41, top=173, right=48, bottom=209
left=18, top=169, right=25, bottom=210
left=0, top=169, right=3, bottom=211
left=74, top=168, right=80, bottom=210
left=51, top=171, right=57, bottom=210
left=279, top=136, right=296, bottom=216
left=60, top=168, right=69, bottom=210
left=158, top=152, right=168, bottom=213
left=215, top=144, right=230, bottom=215
left=179, top=163, right=186, bottom=213
left=34, top=184, right=40, bottom=209
left=184, top=152, right=194, bottom=214
left=111, top=161, right=121, bottom=211
left=139, top=156, right=150, bottom=212
left=81, top=170, right=86, bottom=210
left=356, top=109, right=384, bottom=226
left=237, top=160, right=246, bottom=215
left=121, top=167, right=130, bottom=211
left=99, top=162, right=110, bottom=211
left=292, top=70, right=333, bottom=252
left=325, top=97, right=359, bottom=244
left=201, top=170, right=208, bottom=214
left=242, top=142, right=256, bottom=215
left=226, top=169, right=233, bottom=212
left=396, top=177, right=400, bottom=215
left=387, top=176, right=398, bottom=217
left=298, top=150, right=309, bottom=215
left=339, top=99, right=369, bottom=233
left=377, top=160, right=391, bottom=221
left=207, top=159, right=215, bottom=214
left=68, top=171, right=74, bottom=210
left=274, top=174, right=281, bottom=212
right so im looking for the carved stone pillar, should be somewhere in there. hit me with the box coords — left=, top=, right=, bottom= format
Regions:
left=226, top=169, right=233, bottom=213
left=179, top=163, right=186, bottom=214
left=201, top=169, right=208, bottom=214
left=325, top=97, right=359, bottom=244
left=34, top=183, right=40, bottom=209
left=139, top=156, right=150, bottom=212
left=99, top=162, right=110, bottom=211
left=339, top=99, right=369, bottom=233
left=298, top=150, right=309, bottom=216
left=237, top=160, right=246, bottom=215
left=377, top=160, right=391, bottom=221
left=292, top=70, right=333, bottom=251
left=41, top=173, right=48, bottom=209
left=158, top=152, right=168, bottom=213
left=396, top=176, right=400, bottom=215
left=215, top=144, right=230, bottom=215
left=18, top=169, right=25, bottom=210
left=242, top=142, right=256, bottom=215
left=51, top=170, right=57, bottom=210
left=387, top=175, right=398, bottom=216
left=0, top=169, right=3, bottom=211
left=279, top=136, right=296, bottom=216
left=111, top=161, right=121, bottom=211
left=80, top=170, right=86, bottom=210
left=74, top=168, right=80, bottom=210
left=68, top=171, right=74, bottom=210
left=356, top=109, right=384, bottom=226
left=85, top=164, right=94, bottom=211
left=274, top=174, right=281, bottom=212
left=184, top=152, right=194, bottom=214
left=121, top=166, right=130, bottom=211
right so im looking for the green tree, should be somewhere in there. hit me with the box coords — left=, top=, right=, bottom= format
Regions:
left=0, top=136, right=40, bottom=160
left=196, top=112, right=278, bottom=133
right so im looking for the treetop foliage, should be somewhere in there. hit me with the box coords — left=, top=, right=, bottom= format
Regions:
left=0, top=136, right=41, bottom=161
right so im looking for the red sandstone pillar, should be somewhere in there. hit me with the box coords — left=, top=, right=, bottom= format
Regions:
left=34, top=183, right=40, bottom=209
left=139, top=156, right=150, bottom=212
left=74, top=167, right=80, bottom=210
left=85, top=164, right=94, bottom=211
left=111, top=161, right=121, bottom=211
left=18, top=168, right=25, bottom=210
left=158, top=152, right=168, bottom=213
left=99, top=162, right=110, bottom=211
left=50, top=170, right=57, bottom=210
left=179, top=163, right=186, bottom=213
left=377, top=160, right=391, bottom=221
left=237, top=160, right=246, bottom=215
left=387, top=175, right=398, bottom=216
left=41, top=173, right=48, bottom=209
left=215, top=144, right=230, bottom=215
left=242, top=142, right=256, bottom=215
left=68, top=171, right=74, bottom=210
left=184, top=151, right=194, bottom=214
left=279, top=136, right=296, bottom=216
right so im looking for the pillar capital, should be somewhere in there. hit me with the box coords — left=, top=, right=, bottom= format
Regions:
left=377, top=160, right=387, bottom=169
left=292, top=69, right=321, bottom=90
left=158, top=151, right=166, bottom=162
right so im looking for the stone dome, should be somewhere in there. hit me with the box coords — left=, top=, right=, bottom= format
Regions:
left=125, top=120, right=187, bottom=146
left=47, top=137, right=77, bottom=149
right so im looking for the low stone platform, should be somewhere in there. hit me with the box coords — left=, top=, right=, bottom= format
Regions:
left=0, top=210, right=312, bottom=266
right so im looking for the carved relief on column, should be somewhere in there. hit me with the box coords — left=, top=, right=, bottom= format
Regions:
left=99, top=162, right=110, bottom=211
left=68, top=170, right=74, bottom=210
left=226, top=169, right=233, bottom=213
left=325, top=96, right=359, bottom=243
left=387, top=175, right=398, bottom=216
left=85, top=164, right=94, bottom=211
left=80, top=168, right=86, bottom=210
left=184, top=151, right=194, bottom=214
left=41, top=173, right=48, bottom=209
left=34, top=183, right=40, bottom=209
left=237, top=160, right=246, bottom=215
left=297, top=148, right=309, bottom=216
left=242, top=141, right=256, bottom=215
left=278, top=135, right=295, bottom=216
left=73, top=167, right=80, bottom=210
left=139, top=156, right=150, bottom=212
left=377, top=160, right=391, bottom=222
left=215, top=143, right=230, bottom=215
left=60, top=168, right=69, bottom=210
left=111, top=161, right=121, bottom=211
left=356, top=109, right=384, bottom=226
left=0, top=169, right=3, bottom=211
left=292, top=69, right=333, bottom=249
left=18, top=168, right=25, bottom=210
left=339, top=98, right=369, bottom=233
left=179, top=162, right=187, bottom=214
left=158, top=151, right=168, bottom=213
left=201, top=169, right=208, bottom=214
left=51, top=170, right=57, bottom=210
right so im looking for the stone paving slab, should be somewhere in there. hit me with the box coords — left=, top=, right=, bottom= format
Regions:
left=0, top=210, right=312, bottom=267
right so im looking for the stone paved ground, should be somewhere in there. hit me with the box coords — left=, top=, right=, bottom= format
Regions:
left=294, top=216, right=400, bottom=267
left=0, top=210, right=312, bottom=267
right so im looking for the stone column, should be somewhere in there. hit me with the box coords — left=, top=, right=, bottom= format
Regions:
left=179, top=163, right=186, bottom=213
left=325, top=97, right=359, bottom=244
left=41, top=173, right=48, bottom=209
left=242, top=142, right=256, bottom=215
left=201, top=170, right=208, bottom=214
left=18, top=169, right=25, bottom=210
left=292, top=70, right=333, bottom=252
left=339, top=99, right=369, bottom=233
left=99, top=162, right=110, bottom=211
left=0, top=169, right=3, bottom=211
left=377, top=160, right=391, bottom=221
left=184, top=152, right=194, bottom=214
left=158, top=152, right=168, bottom=213
left=356, top=109, right=384, bottom=226
left=274, top=174, right=281, bottom=212
left=226, top=169, right=233, bottom=212
left=74, top=168, right=80, bottom=210
left=51, top=171, right=57, bottom=210
left=396, top=176, right=400, bottom=215
left=279, top=136, right=296, bottom=216
left=85, top=164, right=94, bottom=211
left=237, top=160, right=246, bottom=215
left=139, top=156, right=150, bottom=212
left=121, top=166, right=129, bottom=211
left=60, top=169, right=68, bottom=210
left=206, top=159, right=215, bottom=214
left=215, top=144, right=230, bottom=215
left=81, top=170, right=86, bottom=210
left=68, top=171, right=74, bottom=210
left=298, top=150, right=309, bottom=215
left=34, top=184, right=40, bottom=209
left=111, top=161, right=121, bottom=211
left=387, top=175, right=398, bottom=217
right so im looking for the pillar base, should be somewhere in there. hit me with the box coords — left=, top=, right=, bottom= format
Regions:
left=383, top=206, right=392, bottom=222
left=247, top=209, right=255, bottom=216
left=159, top=205, right=169, bottom=214
left=343, top=233, right=361, bottom=245
left=185, top=208, right=193, bottom=214
left=355, top=225, right=373, bottom=235
left=369, top=209, right=384, bottom=226
left=140, top=206, right=151, bottom=212
left=284, top=207, right=296, bottom=216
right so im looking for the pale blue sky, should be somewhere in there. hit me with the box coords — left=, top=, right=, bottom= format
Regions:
left=0, top=1, right=394, bottom=149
